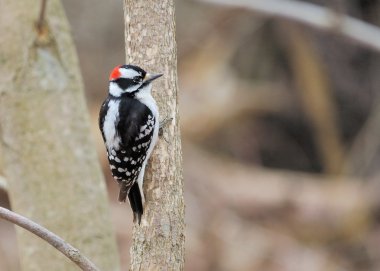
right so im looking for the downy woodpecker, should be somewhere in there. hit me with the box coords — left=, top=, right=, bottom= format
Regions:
left=99, top=64, right=162, bottom=224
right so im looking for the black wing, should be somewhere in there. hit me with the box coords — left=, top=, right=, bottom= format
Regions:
left=117, top=97, right=153, bottom=147
left=107, top=97, right=155, bottom=197
left=98, top=97, right=110, bottom=142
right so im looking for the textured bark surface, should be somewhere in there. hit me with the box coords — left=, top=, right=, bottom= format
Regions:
left=123, top=0, right=185, bottom=270
left=0, top=1, right=119, bottom=270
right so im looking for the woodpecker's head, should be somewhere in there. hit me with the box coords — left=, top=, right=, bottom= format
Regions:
left=108, top=64, right=162, bottom=98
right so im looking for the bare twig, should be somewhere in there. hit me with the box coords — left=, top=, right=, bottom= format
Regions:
left=37, top=0, right=48, bottom=33
left=0, top=207, right=101, bottom=271
left=201, top=0, right=380, bottom=52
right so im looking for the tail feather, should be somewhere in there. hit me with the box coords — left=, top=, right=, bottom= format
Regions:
left=128, top=182, right=143, bottom=224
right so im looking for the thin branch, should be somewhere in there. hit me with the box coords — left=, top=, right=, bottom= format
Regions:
left=201, top=0, right=380, bottom=52
left=37, top=0, right=47, bottom=34
left=0, top=207, right=101, bottom=271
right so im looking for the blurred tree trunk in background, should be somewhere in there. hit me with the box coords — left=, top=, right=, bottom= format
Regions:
left=123, top=0, right=185, bottom=270
left=0, top=1, right=119, bottom=270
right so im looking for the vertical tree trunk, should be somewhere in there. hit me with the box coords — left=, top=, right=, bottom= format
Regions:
left=0, top=1, right=119, bottom=270
left=123, top=1, right=185, bottom=270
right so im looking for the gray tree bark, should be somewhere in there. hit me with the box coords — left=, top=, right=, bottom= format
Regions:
left=123, top=0, right=185, bottom=270
left=0, top=1, right=119, bottom=270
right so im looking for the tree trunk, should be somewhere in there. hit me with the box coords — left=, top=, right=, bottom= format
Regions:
left=0, top=1, right=119, bottom=270
left=123, top=1, right=185, bottom=270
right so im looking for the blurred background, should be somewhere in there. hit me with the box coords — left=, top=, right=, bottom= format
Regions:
left=2, top=0, right=380, bottom=270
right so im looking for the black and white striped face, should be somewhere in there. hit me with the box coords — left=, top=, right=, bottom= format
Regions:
left=108, top=65, right=162, bottom=97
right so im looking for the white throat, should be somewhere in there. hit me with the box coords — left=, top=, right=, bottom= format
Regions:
left=134, top=83, right=159, bottom=118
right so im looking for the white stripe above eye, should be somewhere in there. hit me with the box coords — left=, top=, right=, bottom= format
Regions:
left=120, top=68, right=141, bottom=79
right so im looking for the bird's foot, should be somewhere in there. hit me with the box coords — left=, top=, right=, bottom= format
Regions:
left=159, top=117, right=173, bottom=136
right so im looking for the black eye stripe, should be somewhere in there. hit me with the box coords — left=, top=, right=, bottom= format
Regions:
left=115, top=78, right=134, bottom=89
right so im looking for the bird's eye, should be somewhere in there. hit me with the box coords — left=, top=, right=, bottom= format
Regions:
left=133, top=76, right=142, bottom=83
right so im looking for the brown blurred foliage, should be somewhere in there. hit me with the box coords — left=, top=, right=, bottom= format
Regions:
left=2, top=0, right=380, bottom=270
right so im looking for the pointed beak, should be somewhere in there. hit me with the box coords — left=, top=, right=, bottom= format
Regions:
left=144, top=73, right=163, bottom=83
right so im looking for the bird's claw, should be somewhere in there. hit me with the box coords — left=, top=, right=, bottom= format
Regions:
left=159, top=117, right=173, bottom=143
left=159, top=117, right=173, bottom=136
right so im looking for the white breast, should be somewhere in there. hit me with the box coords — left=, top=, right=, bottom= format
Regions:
left=135, top=84, right=159, bottom=118
left=135, top=84, right=160, bottom=153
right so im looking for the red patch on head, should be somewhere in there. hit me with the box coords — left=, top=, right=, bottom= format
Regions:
left=109, top=65, right=122, bottom=81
